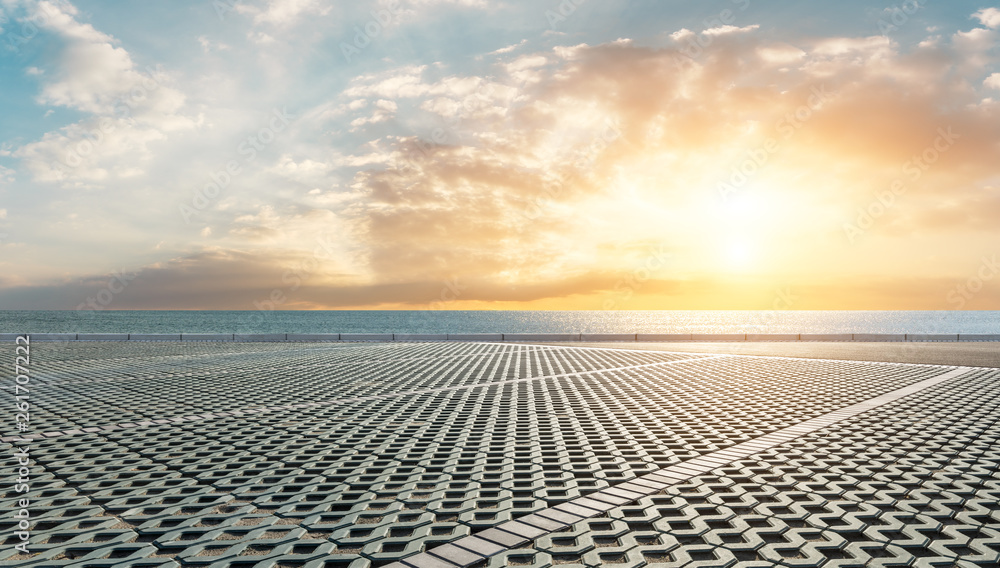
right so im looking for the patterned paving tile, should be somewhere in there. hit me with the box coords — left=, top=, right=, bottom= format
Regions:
left=1, top=341, right=989, bottom=567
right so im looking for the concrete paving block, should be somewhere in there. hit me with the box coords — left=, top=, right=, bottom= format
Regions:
left=799, top=333, right=854, bottom=341
left=645, top=471, right=688, bottom=484
left=587, top=492, right=632, bottom=506
left=617, top=482, right=656, bottom=495
left=687, top=455, right=731, bottom=467
left=691, top=333, right=746, bottom=341
left=76, top=333, right=129, bottom=341
left=497, top=521, right=548, bottom=540
left=453, top=536, right=506, bottom=557
left=447, top=334, right=504, bottom=341
left=504, top=333, right=582, bottom=342
left=555, top=502, right=602, bottom=517
left=853, top=334, right=906, bottom=342
left=476, top=527, right=531, bottom=548
left=518, top=514, right=568, bottom=531
left=628, top=477, right=669, bottom=490
left=602, top=487, right=645, bottom=500
left=400, top=552, right=460, bottom=568
left=30, top=333, right=77, bottom=341
left=234, top=333, right=286, bottom=342
left=711, top=448, right=755, bottom=460
left=536, top=508, right=587, bottom=524
left=394, top=334, right=449, bottom=341
left=129, top=334, right=182, bottom=341
left=340, top=333, right=393, bottom=341
left=286, top=333, right=340, bottom=341
left=580, top=333, right=637, bottom=342
left=571, top=497, right=616, bottom=512
left=905, top=334, right=958, bottom=341
left=11, top=333, right=982, bottom=568
left=747, top=333, right=800, bottom=341
left=180, top=333, right=234, bottom=341
left=636, top=333, right=693, bottom=341
left=430, top=543, right=486, bottom=565
left=958, top=334, right=1000, bottom=341
left=657, top=465, right=702, bottom=478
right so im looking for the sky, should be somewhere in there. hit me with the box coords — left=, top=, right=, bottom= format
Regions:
left=0, top=0, right=999, bottom=311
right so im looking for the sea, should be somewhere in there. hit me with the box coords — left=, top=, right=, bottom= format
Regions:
left=1, top=310, right=998, bottom=334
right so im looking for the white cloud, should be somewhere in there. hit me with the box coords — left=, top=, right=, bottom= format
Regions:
left=13, top=0, right=195, bottom=184
left=757, top=44, right=806, bottom=64
left=952, top=27, right=998, bottom=70
left=490, top=39, right=528, bottom=55
left=38, top=42, right=135, bottom=113
left=236, top=0, right=332, bottom=27
left=670, top=28, right=694, bottom=41
left=703, top=24, right=760, bottom=36
left=198, top=35, right=230, bottom=52
left=974, top=7, right=1000, bottom=29
left=408, top=0, right=487, bottom=6
left=272, top=154, right=334, bottom=177
left=0, top=208, right=7, bottom=219
left=341, top=65, right=517, bottom=133
left=21, top=1, right=189, bottom=119
left=986, top=73, right=1000, bottom=90
left=343, top=65, right=430, bottom=99
left=812, top=36, right=892, bottom=56
left=506, top=54, right=548, bottom=72
left=24, top=1, right=183, bottom=116
left=375, top=98, right=398, bottom=112
left=504, top=54, right=550, bottom=84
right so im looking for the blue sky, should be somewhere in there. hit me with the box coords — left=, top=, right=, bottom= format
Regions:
left=1, top=0, right=999, bottom=310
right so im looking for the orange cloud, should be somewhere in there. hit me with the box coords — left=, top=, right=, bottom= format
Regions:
left=6, top=15, right=1000, bottom=310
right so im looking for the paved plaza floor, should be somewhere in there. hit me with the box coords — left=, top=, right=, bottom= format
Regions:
left=2, top=341, right=998, bottom=567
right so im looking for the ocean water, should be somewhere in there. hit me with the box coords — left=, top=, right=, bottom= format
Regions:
left=1, top=310, right=998, bottom=334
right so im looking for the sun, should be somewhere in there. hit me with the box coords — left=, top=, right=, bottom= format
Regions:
left=723, top=240, right=756, bottom=270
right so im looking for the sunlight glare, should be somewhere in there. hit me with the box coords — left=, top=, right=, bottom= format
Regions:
left=724, top=240, right=755, bottom=270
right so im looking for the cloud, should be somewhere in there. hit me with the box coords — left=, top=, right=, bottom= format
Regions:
left=198, top=35, right=231, bottom=52
left=11, top=0, right=195, bottom=184
left=756, top=43, right=806, bottom=64
left=0, top=247, right=671, bottom=309
left=15, top=121, right=170, bottom=183
left=4, top=4, right=1000, bottom=309
left=874, top=189, right=1000, bottom=234
left=974, top=7, right=1000, bottom=29
left=313, top=18, right=1000, bottom=305
left=703, top=24, right=759, bottom=36
left=236, top=0, right=332, bottom=27
left=986, top=72, right=1000, bottom=90
left=489, top=39, right=528, bottom=55
left=2, top=245, right=994, bottom=310
left=26, top=1, right=180, bottom=116
left=408, top=0, right=488, bottom=7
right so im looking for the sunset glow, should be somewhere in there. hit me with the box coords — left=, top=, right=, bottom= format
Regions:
left=1, top=1, right=999, bottom=310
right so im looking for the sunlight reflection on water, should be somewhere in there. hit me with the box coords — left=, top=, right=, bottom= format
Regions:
left=2, top=310, right=998, bottom=334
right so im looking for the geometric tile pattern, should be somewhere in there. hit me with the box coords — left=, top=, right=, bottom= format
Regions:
left=1, top=341, right=992, bottom=567
left=388, top=366, right=974, bottom=567
left=469, top=367, right=1000, bottom=568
